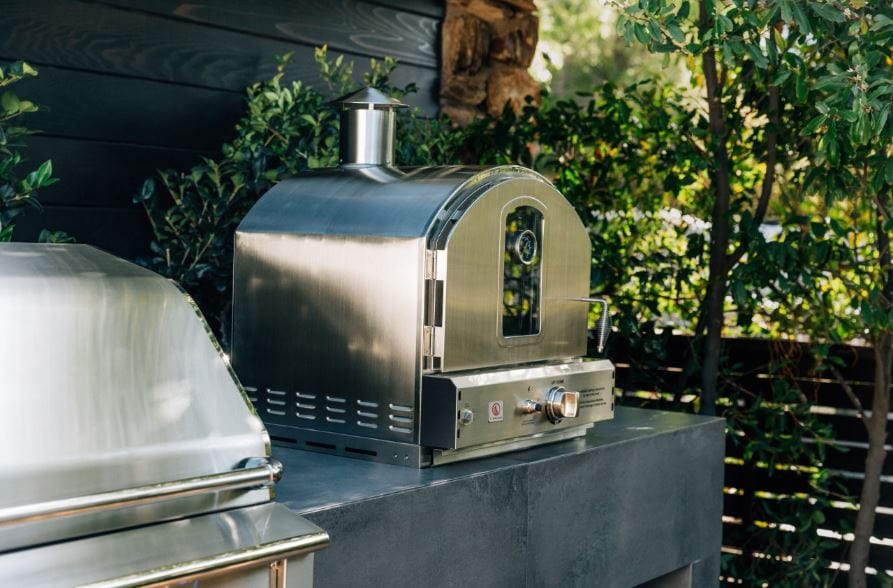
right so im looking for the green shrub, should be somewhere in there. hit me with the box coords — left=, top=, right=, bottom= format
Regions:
left=0, top=62, right=60, bottom=242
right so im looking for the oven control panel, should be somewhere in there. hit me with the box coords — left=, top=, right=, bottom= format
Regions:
left=420, top=359, right=614, bottom=450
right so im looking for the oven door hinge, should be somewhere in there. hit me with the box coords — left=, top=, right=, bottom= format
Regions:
left=423, top=250, right=445, bottom=370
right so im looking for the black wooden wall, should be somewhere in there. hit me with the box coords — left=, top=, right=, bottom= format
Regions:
left=3, top=0, right=442, bottom=258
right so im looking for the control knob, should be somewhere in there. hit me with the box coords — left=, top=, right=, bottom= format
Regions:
left=520, top=387, right=580, bottom=424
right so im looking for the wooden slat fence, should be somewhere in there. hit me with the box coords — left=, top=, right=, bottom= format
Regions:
left=601, top=334, right=892, bottom=583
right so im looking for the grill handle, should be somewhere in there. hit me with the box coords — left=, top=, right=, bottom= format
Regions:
left=81, top=531, right=330, bottom=588
left=0, top=457, right=282, bottom=527
left=564, top=297, right=612, bottom=354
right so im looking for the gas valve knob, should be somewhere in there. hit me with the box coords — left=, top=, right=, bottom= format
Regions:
left=544, top=387, right=579, bottom=423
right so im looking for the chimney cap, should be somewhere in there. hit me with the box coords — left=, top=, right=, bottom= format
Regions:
left=333, top=87, right=408, bottom=110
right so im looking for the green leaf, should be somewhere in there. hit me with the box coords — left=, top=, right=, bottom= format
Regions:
left=869, top=14, right=893, bottom=32
left=1, top=91, right=20, bottom=113
left=770, top=68, right=792, bottom=86
left=732, top=280, right=747, bottom=306
left=647, top=19, right=663, bottom=43
left=780, top=0, right=793, bottom=23
left=35, top=159, right=52, bottom=186
left=746, top=44, right=768, bottom=68
left=825, top=134, right=839, bottom=165
left=718, top=14, right=734, bottom=34
left=809, top=3, right=845, bottom=23
left=873, top=107, right=889, bottom=136
left=633, top=23, right=650, bottom=45
left=791, top=2, right=812, bottom=35
left=135, top=178, right=156, bottom=203
left=722, top=43, right=734, bottom=65
left=795, top=71, right=808, bottom=103
left=886, top=159, right=893, bottom=185
left=668, top=23, right=685, bottom=43
left=800, top=114, right=826, bottom=136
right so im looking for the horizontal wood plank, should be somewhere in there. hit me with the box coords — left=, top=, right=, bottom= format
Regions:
left=95, top=0, right=439, bottom=68
left=11, top=205, right=151, bottom=259
left=10, top=62, right=437, bottom=150
left=366, top=0, right=444, bottom=18
left=11, top=65, right=242, bottom=150
left=24, top=135, right=208, bottom=207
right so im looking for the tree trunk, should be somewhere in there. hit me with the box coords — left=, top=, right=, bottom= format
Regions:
left=697, top=0, right=732, bottom=416
left=848, top=190, right=893, bottom=586
left=848, top=336, right=892, bottom=587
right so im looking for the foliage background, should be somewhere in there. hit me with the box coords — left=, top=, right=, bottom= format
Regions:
left=0, top=62, right=62, bottom=243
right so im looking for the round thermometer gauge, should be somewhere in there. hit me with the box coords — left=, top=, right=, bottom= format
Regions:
left=512, top=229, right=538, bottom=265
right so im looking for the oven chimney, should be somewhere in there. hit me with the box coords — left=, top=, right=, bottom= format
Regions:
left=336, top=88, right=407, bottom=166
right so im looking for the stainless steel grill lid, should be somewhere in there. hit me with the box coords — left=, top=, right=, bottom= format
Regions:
left=0, top=243, right=328, bottom=582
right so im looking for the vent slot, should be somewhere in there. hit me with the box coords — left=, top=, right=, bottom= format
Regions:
left=389, top=425, right=412, bottom=434
left=326, top=396, right=346, bottom=403
left=306, top=440, right=336, bottom=451
left=267, top=399, right=286, bottom=406
left=296, top=392, right=316, bottom=400
left=388, top=404, right=412, bottom=413
left=357, top=411, right=379, bottom=419
left=267, top=389, right=286, bottom=396
left=295, top=412, right=316, bottom=420
left=357, top=421, right=378, bottom=429
left=345, top=446, right=377, bottom=457
left=244, top=386, right=258, bottom=402
left=326, top=406, right=347, bottom=414
left=326, top=416, right=346, bottom=424
left=296, top=402, right=316, bottom=410
left=270, top=435, right=297, bottom=445
left=357, top=399, right=379, bottom=408
left=266, top=408, right=285, bottom=416
left=389, top=414, right=412, bottom=424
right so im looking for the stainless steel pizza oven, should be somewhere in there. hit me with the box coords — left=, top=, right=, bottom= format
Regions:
left=0, top=244, right=328, bottom=587
left=232, top=89, right=614, bottom=467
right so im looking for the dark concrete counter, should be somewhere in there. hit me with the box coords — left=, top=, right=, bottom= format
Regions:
left=273, top=407, right=725, bottom=587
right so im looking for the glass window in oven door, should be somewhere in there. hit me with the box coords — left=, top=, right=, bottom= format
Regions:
left=502, top=205, right=543, bottom=337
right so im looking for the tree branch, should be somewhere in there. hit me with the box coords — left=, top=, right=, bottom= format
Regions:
left=830, top=364, right=870, bottom=429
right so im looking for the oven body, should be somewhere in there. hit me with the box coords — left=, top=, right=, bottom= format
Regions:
left=232, top=165, right=615, bottom=467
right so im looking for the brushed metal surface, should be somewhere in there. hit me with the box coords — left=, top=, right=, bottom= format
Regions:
left=0, top=459, right=281, bottom=527
left=421, top=359, right=615, bottom=450
left=435, top=177, right=590, bottom=371
left=337, top=88, right=407, bottom=166
left=232, top=164, right=608, bottom=465
left=233, top=232, right=426, bottom=443
left=232, top=165, right=519, bottom=445
left=0, top=502, right=327, bottom=588
left=430, top=426, right=591, bottom=466
left=0, top=243, right=270, bottom=551
left=265, top=424, right=432, bottom=468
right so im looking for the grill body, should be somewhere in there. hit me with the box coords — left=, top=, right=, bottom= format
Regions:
left=0, top=243, right=328, bottom=586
